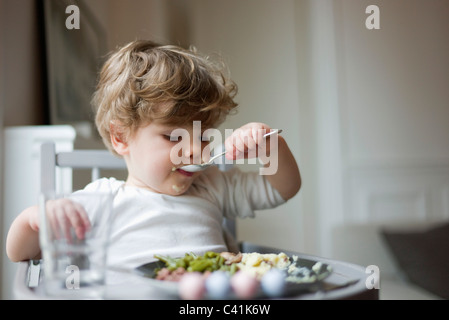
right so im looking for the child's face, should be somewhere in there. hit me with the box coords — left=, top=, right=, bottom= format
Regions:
left=122, top=122, right=208, bottom=195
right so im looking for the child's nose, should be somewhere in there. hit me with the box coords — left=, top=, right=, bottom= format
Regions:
left=183, top=139, right=203, bottom=164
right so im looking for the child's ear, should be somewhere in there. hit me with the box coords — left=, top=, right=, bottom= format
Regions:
left=110, top=121, right=129, bottom=156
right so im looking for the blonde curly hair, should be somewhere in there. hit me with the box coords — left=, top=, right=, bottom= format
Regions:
left=92, top=40, right=238, bottom=155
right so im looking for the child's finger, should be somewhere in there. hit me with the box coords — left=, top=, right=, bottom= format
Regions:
left=225, top=124, right=272, bottom=159
left=54, top=204, right=73, bottom=243
left=70, top=201, right=91, bottom=239
left=255, top=127, right=267, bottom=146
left=226, top=129, right=255, bottom=159
left=243, top=129, right=257, bottom=152
left=224, top=131, right=241, bottom=159
left=46, top=199, right=91, bottom=242
left=47, top=209, right=61, bottom=240
left=233, top=133, right=248, bottom=158
left=45, top=200, right=66, bottom=240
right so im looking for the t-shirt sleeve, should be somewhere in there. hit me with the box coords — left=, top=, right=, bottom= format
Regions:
left=198, top=167, right=286, bottom=219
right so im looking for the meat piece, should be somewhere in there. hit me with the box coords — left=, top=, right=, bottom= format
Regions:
left=155, top=267, right=186, bottom=281
left=220, top=251, right=242, bottom=265
left=170, top=267, right=187, bottom=281
left=155, top=268, right=170, bottom=280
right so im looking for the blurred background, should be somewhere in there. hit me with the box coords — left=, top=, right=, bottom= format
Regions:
left=1, top=0, right=448, bottom=299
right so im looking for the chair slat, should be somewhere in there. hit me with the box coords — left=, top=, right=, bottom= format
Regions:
left=56, top=150, right=126, bottom=169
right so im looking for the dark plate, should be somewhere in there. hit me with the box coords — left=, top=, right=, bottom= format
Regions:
left=134, top=255, right=332, bottom=299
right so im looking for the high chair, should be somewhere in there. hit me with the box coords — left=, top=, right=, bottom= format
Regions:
left=12, top=142, right=377, bottom=299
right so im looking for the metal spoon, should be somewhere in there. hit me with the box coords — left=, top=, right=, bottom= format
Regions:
left=178, top=129, right=282, bottom=172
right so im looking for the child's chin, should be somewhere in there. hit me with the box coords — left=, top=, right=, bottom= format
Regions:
left=170, top=184, right=188, bottom=195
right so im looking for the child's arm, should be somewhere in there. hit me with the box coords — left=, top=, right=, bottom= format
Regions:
left=6, top=206, right=42, bottom=262
left=263, top=135, right=301, bottom=200
left=224, top=122, right=301, bottom=200
left=6, top=200, right=91, bottom=262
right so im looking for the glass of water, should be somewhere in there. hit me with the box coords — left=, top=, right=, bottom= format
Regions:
left=39, top=191, right=113, bottom=299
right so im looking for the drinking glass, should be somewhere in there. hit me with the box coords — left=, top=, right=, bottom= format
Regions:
left=39, top=191, right=113, bottom=299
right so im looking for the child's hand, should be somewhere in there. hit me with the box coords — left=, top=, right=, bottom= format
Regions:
left=35, top=199, right=91, bottom=242
left=224, top=122, right=273, bottom=160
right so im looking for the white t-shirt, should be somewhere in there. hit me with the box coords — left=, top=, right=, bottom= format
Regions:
left=72, top=166, right=285, bottom=272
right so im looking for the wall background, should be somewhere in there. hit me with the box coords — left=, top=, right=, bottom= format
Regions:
left=1, top=0, right=448, bottom=299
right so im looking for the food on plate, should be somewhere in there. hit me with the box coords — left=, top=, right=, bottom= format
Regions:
left=286, top=255, right=326, bottom=283
left=152, top=251, right=330, bottom=299
left=154, top=251, right=289, bottom=281
left=154, top=251, right=238, bottom=281
left=220, top=251, right=242, bottom=264
left=236, top=252, right=290, bottom=279
left=154, top=266, right=187, bottom=282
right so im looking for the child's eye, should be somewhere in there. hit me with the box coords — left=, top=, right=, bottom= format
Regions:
left=164, top=135, right=180, bottom=142
left=163, top=134, right=210, bottom=142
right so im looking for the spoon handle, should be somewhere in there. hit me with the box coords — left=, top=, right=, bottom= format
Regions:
left=208, top=151, right=227, bottom=163
left=263, top=129, right=282, bottom=137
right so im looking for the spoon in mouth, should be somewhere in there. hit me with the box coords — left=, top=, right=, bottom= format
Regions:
left=178, top=129, right=282, bottom=173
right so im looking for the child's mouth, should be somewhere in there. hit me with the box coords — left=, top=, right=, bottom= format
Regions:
left=175, top=168, right=194, bottom=177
